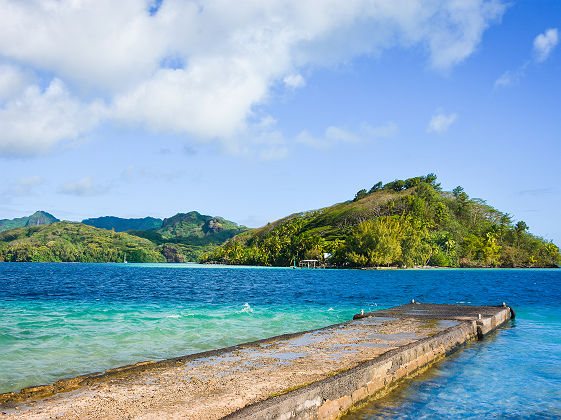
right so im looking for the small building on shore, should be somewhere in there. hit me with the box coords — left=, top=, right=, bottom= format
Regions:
left=299, top=259, right=319, bottom=269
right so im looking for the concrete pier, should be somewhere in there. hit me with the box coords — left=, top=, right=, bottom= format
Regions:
left=0, top=302, right=512, bottom=419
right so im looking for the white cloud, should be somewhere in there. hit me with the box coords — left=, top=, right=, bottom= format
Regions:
left=58, top=177, right=110, bottom=196
left=495, top=28, right=558, bottom=89
left=0, top=65, right=32, bottom=103
left=361, top=121, right=399, bottom=139
left=296, top=121, right=397, bottom=149
left=533, top=28, right=558, bottom=62
left=283, top=73, right=306, bottom=88
left=494, top=61, right=529, bottom=89
left=0, top=79, right=104, bottom=157
left=428, top=110, right=457, bottom=133
left=0, top=0, right=506, bottom=156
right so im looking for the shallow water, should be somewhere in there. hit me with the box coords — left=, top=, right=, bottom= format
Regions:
left=344, top=307, right=561, bottom=419
left=1, top=264, right=560, bottom=417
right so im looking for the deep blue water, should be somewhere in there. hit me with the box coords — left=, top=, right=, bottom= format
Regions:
left=1, top=263, right=560, bottom=418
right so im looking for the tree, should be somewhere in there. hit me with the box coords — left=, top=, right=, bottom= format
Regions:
left=515, top=221, right=528, bottom=235
left=452, top=186, right=464, bottom=198
left=425, top=173, right=438, bottom=185
left=369, top=182, right=383, bottom=193
left=354, top=189, right=368, bottom=201
left=384, top=180, right=406, bottom=192
left=343, top=216, right=403, bottom=267
left=404, top=177, right=422, bottom=189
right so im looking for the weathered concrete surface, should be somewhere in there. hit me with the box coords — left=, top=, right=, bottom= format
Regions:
left=0, top=303, right=512, bottom=420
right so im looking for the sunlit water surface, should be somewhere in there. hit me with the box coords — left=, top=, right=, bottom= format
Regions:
left=1, top=263, right=560, bottom=418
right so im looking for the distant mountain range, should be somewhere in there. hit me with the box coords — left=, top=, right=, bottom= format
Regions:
left=0, top=211, right=247, bottom=263
left=1, top=174, right=559, bottom=267
left=0, top=211, right=59, bottom=232
left=82, top=216, right=163, bottom=232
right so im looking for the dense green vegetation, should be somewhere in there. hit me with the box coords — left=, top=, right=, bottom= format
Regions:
left=0, top=178, right=558, bottom=267
left=130, top=211, right=248, bottom=260
left=0, top=211, right=59, bottom=232
left=0, top=222, right=165, bottom=263
left=0, top=211, right=247, bottom=263
left=82, top=216, right=163, bottom=232
left=201, top=175, right=560, bottom=268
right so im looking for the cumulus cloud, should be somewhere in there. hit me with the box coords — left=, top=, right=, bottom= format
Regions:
left=0, top=79, right=104, bottom=156
left=533, top=28, right=558, bottom=62
left=0, top=0, right=506, bottom=157
left=0, top=65, right=32, bottom=103
left=427, top=110, right=457, bottom=133
left=296, top=121, right=397, bottom=149
left=58, top=177, right=110, bottom=196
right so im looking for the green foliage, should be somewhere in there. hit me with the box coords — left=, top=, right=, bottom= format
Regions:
left=0, top=222, right=165, bottom=263
left=0, top=211, right=59, bottom=233
left=1, top=175, right=558, bottom=268
left=369, top=182, right=383, bottom=193
left=132, top=211, right=247, bottom=246
left=82, top=216, right=163, bottom=232
left=384, top=179, right=406, bottom=192
left=201, top=216, right=329, bottom=266
left=338, top=216, right=404, bottom=267
left=80, top=211, right=246, bottom=261
left=353, top=189, right=368, bottom=202
left=203, top=174, right=560, bottom=268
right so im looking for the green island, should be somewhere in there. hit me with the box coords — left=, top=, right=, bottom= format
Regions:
left=0, top=175, right=559, bottom=267
left=200, top=174, right=560, bottom=268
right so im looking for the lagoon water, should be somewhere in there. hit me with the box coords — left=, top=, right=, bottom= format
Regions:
left=1, top=263, right=560, bottom=418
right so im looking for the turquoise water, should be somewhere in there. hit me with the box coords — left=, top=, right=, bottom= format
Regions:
left=1, top=264, right=560, bottom=418
left=345, top=307, right=561, bottom=419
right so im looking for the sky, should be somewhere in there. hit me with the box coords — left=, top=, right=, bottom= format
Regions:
left=0, top=0, right=560, bottom=245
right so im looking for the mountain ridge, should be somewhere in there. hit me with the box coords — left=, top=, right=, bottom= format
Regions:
left=0, top=211, right=247, bottom=262
left=0, top=211, right=59, bottom=233
left=82, top=216, right=163, bottom=232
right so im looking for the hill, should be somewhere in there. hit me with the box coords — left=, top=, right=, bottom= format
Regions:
left=201, top=174, right=560, bottom=268
left=0, top=211, right=247, bottom=263
left=129, top=211, right=248, bottom=260
left=82, top=216, right=163, bottom=232
left=0, top=211, right=59, bottom=232
left=0, top=222, right=165, bottom=263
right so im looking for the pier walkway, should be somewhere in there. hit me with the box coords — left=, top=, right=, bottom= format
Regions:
left=0, top=303, right=512, bottom=419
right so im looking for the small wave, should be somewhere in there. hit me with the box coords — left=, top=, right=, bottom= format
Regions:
left=328, top=308, right=334, bottom=311
left=166, top=314, right=181, bottom=318
left=236, top=303, right=254, bottom=314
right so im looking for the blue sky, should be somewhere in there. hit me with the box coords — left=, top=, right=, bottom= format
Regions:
left=0, top=0, right=559, bottom=245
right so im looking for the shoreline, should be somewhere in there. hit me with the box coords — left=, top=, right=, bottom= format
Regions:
left=0, top=261, right=558, bottom=269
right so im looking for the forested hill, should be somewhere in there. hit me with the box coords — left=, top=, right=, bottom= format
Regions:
left=130, top=211, right=248, bottom=246
left=82, top=216, right=163, bottom=232
left=0, top=211, right=248, bottom=263
left=0, top=222, right=165, bottom=263
left=201, top=174, right=560, bottom=268
left=0, top=211, right=59, bottom=232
